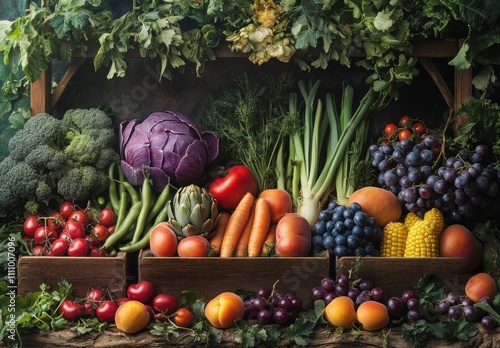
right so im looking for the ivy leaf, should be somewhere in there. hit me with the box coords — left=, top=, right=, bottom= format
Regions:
left=429, top=317, right=478, bottom=341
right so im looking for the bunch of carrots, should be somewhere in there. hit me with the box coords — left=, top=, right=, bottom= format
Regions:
left=209, top=192, right=276, bottom=257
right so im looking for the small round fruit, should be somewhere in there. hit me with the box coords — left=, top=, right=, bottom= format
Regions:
left=150, top=222, right=178, bottom=257
left=177, top=235, right=210, bottom=257
left=204, top=292, right=245, bottom=329
left=356, top=301, right=390, bottom=331
left=323, top=296, right=357, bottom=330
left=465, top=273, right=497, bottom=302
left=115, top=300, right=150, bottom=334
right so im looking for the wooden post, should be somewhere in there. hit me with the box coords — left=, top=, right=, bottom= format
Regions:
left=453, top=40, right=473, bottom=135
left=30, top=63, right=52, bottom=116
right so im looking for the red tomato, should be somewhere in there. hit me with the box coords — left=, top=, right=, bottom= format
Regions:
left=173, top=308, right=194, bottom=328
left=384, top=123, right=398, bottom=137
left=98, top=208, right=117, bottom=227
left=96, top=300, right=118, bottom=323
left=398, top=129, right=412, bottom=141
left=87, top=288, right=105, bottom=302
left=107, top=224, right=116, bottom=235
left=91, top=224, right=109, bottom=244
left=59, top=201, right=75, bottom=220
left=63, top=220, right=86, bottom=239
left=177, top=236, right=210, bottom=257
left=60, top=300, right=83, bottom=321
left=152, top=293, right=179, bottom=316
left=127, top=280, right=155, bottom=304
left=399, top=115, right=411, bottom=126
left=23, top=215, right=42, bottom=237
left=47, top=211, right=65, bottom=232
left=208, top=165, right=258, bottom=211
left=115, top=297, right=131, bottom=307
left=49, top=238, right=68, bottom=256
left=88, top=246, right=107, bottom=257
left=67, top=238, right=90, bottom=257
left=33, top=226, right=58, bottom=245
left=149, top=222, right=178, bottom=257
left=32, top=245, right=45, bottom=256
left=82, top=301, right=97, bottom=318
left=85, top=234, right=100, bottom=247
left=413, top=122, right=427, bottom=135
left=69, top=209, right=89, bottom=227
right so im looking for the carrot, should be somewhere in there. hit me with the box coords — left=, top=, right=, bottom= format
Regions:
left=209, top=211, right=231, bottom=256
left=260, top=224, right=276, bottom=256
left=235, top=203, right=256, bottom=257
left=220, top=192, right=255, bottom=257
left=247, top=197, right=272, bottom=257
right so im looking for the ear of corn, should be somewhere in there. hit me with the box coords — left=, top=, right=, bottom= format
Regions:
left=404, top=220, right=440, bottom=257
left=423, top=208, right=445, bottom=236
left=380, top=222, right=408, bottom=257
left=404, top=212, right=421, bottom=230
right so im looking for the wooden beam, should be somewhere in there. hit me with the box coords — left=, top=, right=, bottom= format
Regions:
left=30, top=64, right=52, bottom=116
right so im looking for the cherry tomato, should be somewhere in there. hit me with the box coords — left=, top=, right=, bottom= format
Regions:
left=399, top=115, right=411, bottom=126
left=96, top=300, right=118, bottom=323
left=87, top=288, right=105, bottom=303
left=127, top=280, right=155, bottom=304
left=413, top=122, right=427, bottom=135
left=398, top=129, right=412, bottom=141
left=115, top=297, right=131, bottom=307
left=23, top=215, right=42, bottom=238
left=107, top=224, right=116, bottom=236
left=85, top=234, right=100, bottom=247
left=33, top=226, right=58, bottom=245
left=32, top=245, right=45, bottom=256
left=67, top=237, right=90, bottom=257
left=172, top=308, right=194, bottom=328
left=49, top=238, right=68, bottom=256
left=91, top=224, right=109, bottom=244
left=59, top=201, right=75, bottom=220
left=384, top=123, right=398, bottom=137
left=60, top=300, right=83, bottom=321
left=152, top=293, right=179, bottom=316
left=88, top=246, right=107, bottom=257
left=62, top=220, right=86, bottom=239
left=47, top=211, right=65, bottom=232
left=98, top=208, right=117, bottom=227
left=208, top=165, right=258, bottom=211
left=69, top=210, right=89, bottom=227
left=82, top=301, right=97, bottom=318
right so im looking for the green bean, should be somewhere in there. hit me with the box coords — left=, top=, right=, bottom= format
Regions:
left=114, top=165, right=129, bottom=231
left=145, top=182, right=171, bottom=224
left=119, top=204, right=169, bottom=253
left=102, top=200, right=142, bottom=250
left=131, top=176, right=153, bottom=244
left=108, top=162, right=120, bottom=212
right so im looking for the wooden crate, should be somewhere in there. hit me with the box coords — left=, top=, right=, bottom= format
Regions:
left=138, top=250, right=331, bottom=303
left=17, top=252, right=127, bottom=298
left=337, top=256, right=472, bottom=298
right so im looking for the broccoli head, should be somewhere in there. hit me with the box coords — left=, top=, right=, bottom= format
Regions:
left=57, top=166, right=109, bottom=202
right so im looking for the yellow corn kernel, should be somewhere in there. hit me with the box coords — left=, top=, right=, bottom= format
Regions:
left=380, top=222, right=408, bottom=257
left=404, top=220, right=439, bottom=257
left=423, top=208, right=444, bottom=236
left=404, top=212, right=421, bottom=230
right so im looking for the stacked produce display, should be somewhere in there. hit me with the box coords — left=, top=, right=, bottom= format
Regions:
left=1, top=1, right=500, bottom=347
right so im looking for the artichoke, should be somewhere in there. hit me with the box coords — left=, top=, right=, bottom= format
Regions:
left=167, top=184, right=218, bottom=239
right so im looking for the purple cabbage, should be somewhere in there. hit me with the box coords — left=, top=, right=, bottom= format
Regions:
left=119, top=111, right=219, bottom=191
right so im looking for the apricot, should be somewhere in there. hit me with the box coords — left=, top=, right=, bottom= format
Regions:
left=258, top=189, right=293, bottom=224
left=347, top=186, right=402, bottom=227
left=465, top=273, right=498, bottom=302
left=439, top=224, right=483, bottom=272
left=356, top=301, right=390, bottom=331
left=115, top=300, right=150, bottom=334
left=323, top=296, right=357, bottom=329
left=204, top=292, right=245, bottom=329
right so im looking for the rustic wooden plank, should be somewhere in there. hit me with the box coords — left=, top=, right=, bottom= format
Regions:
left=412, top=39, right=459, bottom=58
left=139, top=250, right=331, bottom=302
left=419, top=58, right=454, bottom=110
left=30, top=65, right=52, bottom=116
left=17, top=252, right=127, bottom=298
left=453, top=40, right=473, bottom=136
left=51, top=58, right=86, bottom=109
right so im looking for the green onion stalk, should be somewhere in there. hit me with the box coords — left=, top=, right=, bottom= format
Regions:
left=282, top=80, right=375, bottom=227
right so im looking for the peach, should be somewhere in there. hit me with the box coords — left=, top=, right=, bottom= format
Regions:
left=465, top=273, right=497, bottom=302
left=323, top=296, right=357, bottom=329
left=275, top=213, right=311, bottom=257
left=347, top=186, right=402, bottom=227
left=258, top=189, right=293, bottom=224
left=204, top=292, right=245, bottom=329
left=439, top=224, right=483, bottom=272
left=356, top=301, right=390, bottom=331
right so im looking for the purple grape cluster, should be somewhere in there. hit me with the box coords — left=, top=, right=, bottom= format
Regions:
left=370, top=136, right=500, bottom=223
left=386, top=290, right=421, bottom=323
left=312, top=275, right=385, bottom=306
left=435, top=292, right=497, bottom=330
left=312, top=201, right=381, bottom=257
left=244, top=287, right=305, bottom=326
